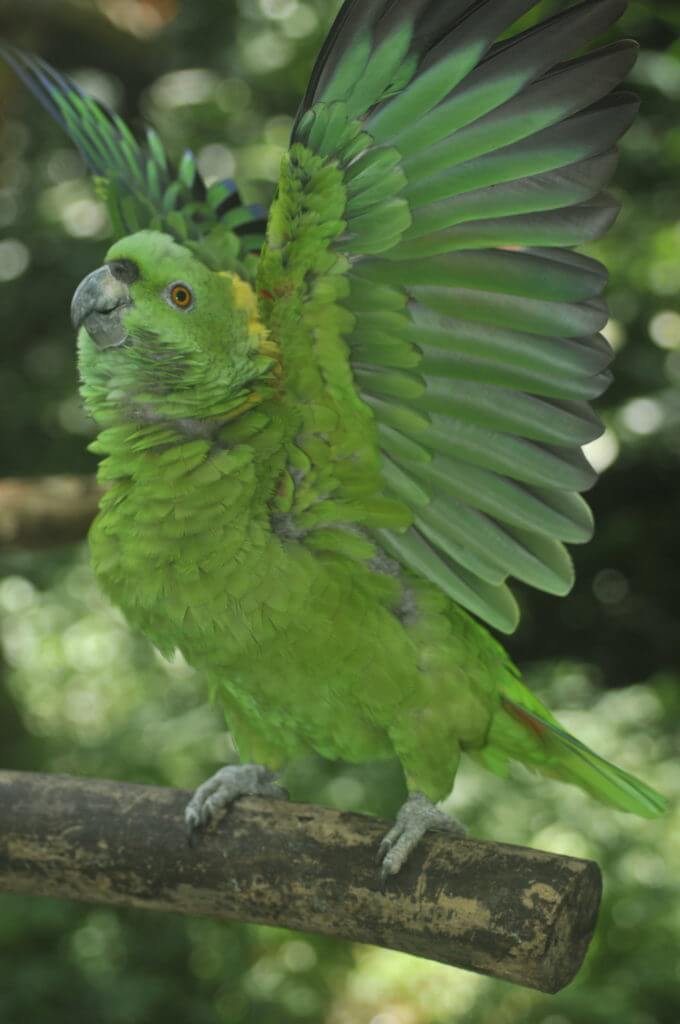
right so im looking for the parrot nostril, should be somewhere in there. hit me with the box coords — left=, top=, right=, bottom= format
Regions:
left=108, top=259, right=139, bottom=284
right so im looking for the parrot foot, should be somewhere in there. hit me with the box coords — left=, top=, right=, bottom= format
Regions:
left=184, top=763, right=288, bottom=844
left=377, top=791, right=466, bottom=881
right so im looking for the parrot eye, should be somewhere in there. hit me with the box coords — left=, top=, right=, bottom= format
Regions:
left=167, top=281, right=194, bottom=311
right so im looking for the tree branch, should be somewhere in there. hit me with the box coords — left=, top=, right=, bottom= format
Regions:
left=0, top=475, right=101, bottom=550
left=0, top=771, right=601, bottom=992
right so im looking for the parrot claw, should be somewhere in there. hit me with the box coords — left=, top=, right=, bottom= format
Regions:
left=377, top=791, right=466, bottom=882
left=184, top=763, right=288, bottom=843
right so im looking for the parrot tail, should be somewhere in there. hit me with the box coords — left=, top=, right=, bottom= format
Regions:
left=491, top=697, right=667, bottom=819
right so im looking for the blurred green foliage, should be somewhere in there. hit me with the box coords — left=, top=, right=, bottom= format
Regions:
left=0, top=1, right=678, bottom=1022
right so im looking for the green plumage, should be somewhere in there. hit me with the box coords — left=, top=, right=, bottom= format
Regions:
left=3, top=0, right=666, bottom=826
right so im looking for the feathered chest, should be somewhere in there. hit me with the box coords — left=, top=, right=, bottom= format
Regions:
left=88, top=435, right=284, bottom=657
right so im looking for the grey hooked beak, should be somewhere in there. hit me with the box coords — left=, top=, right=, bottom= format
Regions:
left=71, top=265, right=132, bottom=350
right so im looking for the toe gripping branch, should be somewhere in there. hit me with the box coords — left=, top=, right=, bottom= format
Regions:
left=184, top=764, right=288, bottom=845
left=0, top=771, right=602, bottom=994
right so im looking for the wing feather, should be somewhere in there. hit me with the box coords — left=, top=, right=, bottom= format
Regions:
left=263, top=0, right=634, bottom=632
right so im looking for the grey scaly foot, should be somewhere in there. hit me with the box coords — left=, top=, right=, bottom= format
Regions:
left=185, top=763, right=288, bottom=843
left=377, top=791, right=466, bottom=881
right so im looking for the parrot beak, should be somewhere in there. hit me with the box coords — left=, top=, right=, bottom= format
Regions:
left=71, top=265, right=132, bottom=350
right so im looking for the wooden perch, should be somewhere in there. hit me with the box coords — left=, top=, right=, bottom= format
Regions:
left=0, top=475, right=101, bottom=550
left=0, top=770, right=601, bottom=992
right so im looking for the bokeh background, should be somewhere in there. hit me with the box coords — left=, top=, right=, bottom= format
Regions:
left=0, top=0, right=678, bottom=1021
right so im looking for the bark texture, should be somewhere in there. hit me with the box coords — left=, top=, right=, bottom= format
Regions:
left=0, top=771, right=602, bottom=992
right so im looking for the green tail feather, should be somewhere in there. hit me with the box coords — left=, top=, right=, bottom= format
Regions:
left=496, top=698, right=667, bottom=818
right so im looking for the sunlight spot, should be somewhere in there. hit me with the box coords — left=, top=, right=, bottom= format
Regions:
left=63, top=621, right=124, bottom=672
left=260, top=0, right=299, bottom=19
left=197, top=144, right=236, bottom=185
left=238, top=143, right=287, bottom=182
left=281, top=3, right=318, bottom=39
left=650, top=310, right=680, bottom=350
left=583, top=427, right=619, bottom=472
left=601, top=318, right=625, bottom=351
left=244, top=957, right=285, bottom=997
left=619, top=397, right=665, bottom=436
left=70, top=911, right=125, bottom=977
left=69, top=69, right=123, bottom=110
left=281, top=985, right=321, bottom=1016
left=265, top=114, right=294, bottom=147
left=531, top=825, right=591, bottom=859
left=150, top=69, right=220, bottom=109
left=97, top=0, right=175, bottom=38
left=633, top=52, right=680, bottom=100
left=0, top=238, right=30, bottom=281
left=324, top=776, right=365, bottom=808
left=58, top=395, right=96, bottom=436
left=279, top=940, right=317, bottom=972
left=648, top=259, right=680, bottom=296
left=619, top=850, right=668, bottom=886
left=592, top=569, right=629, bottom=606
left=0, top=576, right=36, bottom=613
left=242, top=30, right=293, bottom=73
left=46, top=148, right=86, bottom=185
left=597, top=686, right=663, bottom=729
left=62, top=197, right=108, bottom=238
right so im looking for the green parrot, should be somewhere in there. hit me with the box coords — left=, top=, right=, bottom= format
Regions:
left=3, top=0, right=666, bottom=878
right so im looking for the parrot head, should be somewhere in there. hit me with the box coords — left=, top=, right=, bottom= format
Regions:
left=72, top=229, right=277, bottom=428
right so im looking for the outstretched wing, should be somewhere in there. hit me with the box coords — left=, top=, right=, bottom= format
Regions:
left=263, top=0, right=638, bottom=633
left=0, top=45, right=266, bottom=271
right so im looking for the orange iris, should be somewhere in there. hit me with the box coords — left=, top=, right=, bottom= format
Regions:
left=170, top=283, right=193, bottom=308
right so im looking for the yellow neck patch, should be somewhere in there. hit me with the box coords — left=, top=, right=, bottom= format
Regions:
left=219, top=272, right=280, bottom=370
